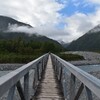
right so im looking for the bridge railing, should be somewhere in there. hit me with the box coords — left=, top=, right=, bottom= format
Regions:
left=0, top=53, right=49, bottom=100
left=51, top=53, right=100, bottom=100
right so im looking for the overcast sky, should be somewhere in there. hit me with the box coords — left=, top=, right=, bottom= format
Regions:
left=0, top=0, right=100, bottom=42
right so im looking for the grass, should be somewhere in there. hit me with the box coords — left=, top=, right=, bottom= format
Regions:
left=57, top=53, right=84, bottom=61
left=0, top=52, right=84, bottom=63
left=0, top=53, right=43, bottom=63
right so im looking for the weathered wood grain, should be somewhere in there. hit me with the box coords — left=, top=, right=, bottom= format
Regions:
left=33, top=56, right=64, bottom=100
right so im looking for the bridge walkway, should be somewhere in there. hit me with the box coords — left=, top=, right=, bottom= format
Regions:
left=33, top=55, right=64, bottom=100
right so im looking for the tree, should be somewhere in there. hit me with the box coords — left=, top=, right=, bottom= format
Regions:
left=42, top=42, right=56, bottom=53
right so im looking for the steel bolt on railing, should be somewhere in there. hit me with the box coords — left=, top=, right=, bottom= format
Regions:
left=0, top=53, right=49, bottom=100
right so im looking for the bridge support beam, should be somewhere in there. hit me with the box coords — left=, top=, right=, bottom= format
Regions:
left=7, top=85, right=15, bottom=100
left=85, top=86, right=93, bottom=100
left=74, top=83, right=84, bottom=100
left=17, top=81, right=25, bottom=100
left=70, top=73, right=76, bottom=100
left=24, top=72, right=29, bottom=100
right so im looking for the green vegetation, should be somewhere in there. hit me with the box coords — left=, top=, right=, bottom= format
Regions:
left=0, top=53, right=41, bottom=63
left=0, top=37, right=85, bottom=63
left=57, top=53, right=84, bottom=61
left=0, top=37, right=63, bottom=63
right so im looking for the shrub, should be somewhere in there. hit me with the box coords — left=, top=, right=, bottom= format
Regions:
left=57, top=53, right=84, bottom=61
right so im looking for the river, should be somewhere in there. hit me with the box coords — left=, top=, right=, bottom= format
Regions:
left=78, top=64, right=100, bottom=72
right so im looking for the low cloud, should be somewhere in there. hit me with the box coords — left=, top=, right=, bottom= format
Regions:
left=0, top=0, right=67, bottom=42
left=7, top=24, right=68, bottom=42
left=7, top=7, right=100, bottom=43
left=7, top=24, right=36, bottom=34
left=1, top=0, right=100, bottom=43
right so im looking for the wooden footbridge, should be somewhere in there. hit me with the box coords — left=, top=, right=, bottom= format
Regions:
left=0, top=53, right=100, bottom=100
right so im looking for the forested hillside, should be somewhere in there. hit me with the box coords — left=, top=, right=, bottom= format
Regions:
left=0, top=35, right=63, bottom=63
left=0, top=16, right=64, bottom=63
left=67, top=25, right=100, bottom=51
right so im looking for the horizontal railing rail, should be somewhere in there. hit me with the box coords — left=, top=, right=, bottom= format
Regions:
left=0, top=53, right=49, bottom=100
left=51, top=53, right=100, bottom=100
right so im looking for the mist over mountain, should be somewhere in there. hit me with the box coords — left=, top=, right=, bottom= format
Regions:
left=67, top=24, right=100, bottom=51
left=87, top=24, right=100, bottom=34
left=0, top=16, right=32, bottom=32
left=58, top=40, right=70, bottom=48
left=0, top=15, right=62, bottom=47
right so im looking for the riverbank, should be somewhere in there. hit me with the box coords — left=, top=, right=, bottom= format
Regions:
left=64, top=51, right=100, bottom=66
left=0, top=63, right=24, bottom=70
left=0, top=51, right=100, bottom=71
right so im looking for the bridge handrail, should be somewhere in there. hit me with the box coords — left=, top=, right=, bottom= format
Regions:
left=51, top=53, right=100, bottom=100
left=0, top=53, right=49, bottom=100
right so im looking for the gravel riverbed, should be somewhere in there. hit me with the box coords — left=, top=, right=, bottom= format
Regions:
left=0, top=64, right=24, bottom=71
left=65, top=51, right=100, bottom=66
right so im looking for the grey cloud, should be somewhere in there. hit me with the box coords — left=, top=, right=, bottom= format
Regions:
left=7, top=24, right=69, bottom=42
left=0, top=0, right=68, bottom=42
left=7, top=24, right=36, bottom=34
left=1, top=0, right=100, bottom=43
left=33, top=25, right=68, bottom=40
left=64, top=11, right=100, bottom=42
left=0, top=0, right=64, bottom=26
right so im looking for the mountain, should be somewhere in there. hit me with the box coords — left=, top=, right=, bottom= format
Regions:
left=67, top=24, right=100, bottom=51
left=0, top=16, right=32, bottom=31
left=0, top=32, right=61, bottom=44
left=59, top=41, right=70, bottom=48
left=87, top=24, right=100, bottom=34
left=0, top=15, right=62, bottom=47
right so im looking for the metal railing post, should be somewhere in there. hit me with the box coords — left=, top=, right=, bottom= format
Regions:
left=59, top=66, right=63, bottom=81
left=7, top=85, right=15, bottom=100
left=17, top=81, right=25, bottom=100
left=38, top=62, right=41, bottom=80
left=36, top=63, right=40, bottom=81
left=85, top=86, right=93, bottom=100
left=24, top=72, right=29, bottom=100
left=70, top=74, right=76, bottom=100
left=32, top=68, right=37, bottom=91
left=42, top=58, right=44, bottom=71
left=74, top=83, right=84, bottom=100
left=62, top=70, right=67, bottom=100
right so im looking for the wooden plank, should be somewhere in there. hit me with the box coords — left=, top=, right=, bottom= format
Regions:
left=33, top=56, right=64, bottom=100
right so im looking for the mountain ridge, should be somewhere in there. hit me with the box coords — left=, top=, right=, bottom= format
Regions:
left=0, top=15, right=32, bottom=32
left=0, top=15, right=62, bottom=47
left=67, top=24, right=100, bottom=51
left=87, top=24, right=100, bottom=34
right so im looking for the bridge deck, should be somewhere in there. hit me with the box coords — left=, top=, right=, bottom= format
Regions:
left=33, top=56, right=64, bottom=100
